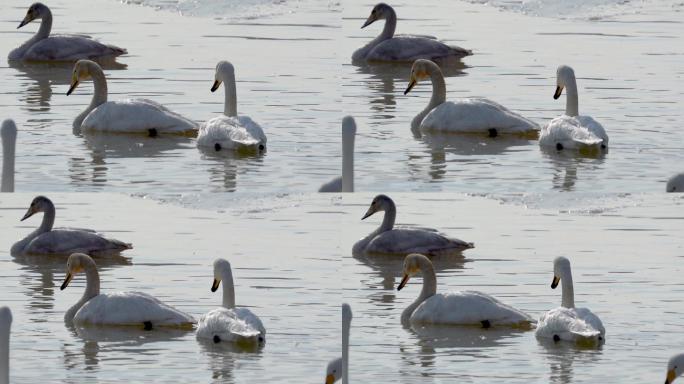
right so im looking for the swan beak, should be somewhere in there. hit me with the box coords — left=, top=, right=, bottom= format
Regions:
left=66, top=80, right=79, bottom=96
left=551, top=276, right=560, bottom=289
left=211, top=80, right=221, bottom=93
left=211, top=279, right=221, bottom=292
left=404, top=79, right=416, bottom=95
left=666, top=369, right=676, bottom=384
left=361, top=206, right=376, bottom=220
left=325, top=374, right=335, bottom=384
left=20, top=207, right=36, bottom=221
left=397, top=274, right=410, bottom=291
left=361, top=15, right=376, bottom=29
left=553, top=86, right=563, bottom=100
left=17, top=14, right=32, bottom=29
left=60, top=273, right=73, bottom=290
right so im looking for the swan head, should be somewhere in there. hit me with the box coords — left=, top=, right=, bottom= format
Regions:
left=551, top=256, right=571, bottom=289
left=404, top=59, right=438, bottom=95
left=397, top=253, right=430, bottom=290
left=361, top=3, right=394, bottom=28
left=554, top=65, right=576, bottom=100
left=211, top=258, right=233, bottom=292
left=60, top=253, right=92, bottom=290
left=17, top=2, right=49, bottom=29
left=342, top=116, right=357, bottom=137
left=67, top=60, right=100, bottom=96
left=361, top=194, right=393, bottom=220
left=666, top=354, right=684, bottom=383
left=1, top=119, right=17, bottom=141
left=325, top=357, right=342, bottom=384
left=211, top=61, right=235, bottom=93
left=666, top=173, right=684, bottom=193
left=20, top=195, right=53, bottom=221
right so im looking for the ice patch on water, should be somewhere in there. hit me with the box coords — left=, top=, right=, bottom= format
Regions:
left=464, top=0, right=679, bottom=20
left=119, top=0, right=291, bottom=19
left=479, top=192, right=643, bottom=214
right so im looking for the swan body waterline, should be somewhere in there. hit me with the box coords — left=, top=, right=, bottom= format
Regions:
left=8, top=3, right=126, bottom=62
left=67, top=60, right=196, bottom=134
left=353, top=3, right=471, bottom=63
left=353, top=194, right=473, bottom=256
left=397, top=254, right=534, bottom=327
left=1, top=120, right=17, bottom=193
left=667, top=173, right=684, bottom=192
left=11, top=196, right=132, bottom=256
left=319, top=116, right=356, bottom=192
left=196, top=258, right=265, bottom=345
left=540, top=65, right=608, bottom=151
left=535, top=256, right=605, bottom=344
left=405, top=60, right=539, bottom=135
left=60, top=253, right=195, bottom=328
left=197, top=61, right=267, bottom=152
left=0, top=307, right=11, bottom=384
left=666, top=354, right=684, bottom=384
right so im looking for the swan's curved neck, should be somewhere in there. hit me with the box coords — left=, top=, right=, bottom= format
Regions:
left=0, top=320, right=9, bottom=384
left=377, top=202, right=396, bottom=234
left=220, top=269, right=236, bottom=309
left=413, top=64, right=447, bottom=129
left=223, top=73, right=238, bottom=117
left=401, top=258, right=437, bottom=324
left=564, top=76, right=579, bottom=117
left=38, top=204, right=56, bottom=233
left=75, top=64, right=108, bottom=128
left=341, top=128, right=355, bottom=193
left=559, top=267, right=575, bottom=308
left=65, top=259, right=100, bottom=322
left=1, top=131, right=16, bottom=193
left=36, top=11, right=53, bottom=41
left=342, top=310, right=351, bottom=384
left=379, top=10, right=397, bottom=41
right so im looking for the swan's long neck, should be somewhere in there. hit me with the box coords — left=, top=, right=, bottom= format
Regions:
left=9, top=10, right=52, bottom=60
left=75, top=64, right=108, bottom=129
left=223, top=73, right=238, bottom=117
left=0, top=319, right=9, bottom=384
left=412, top=64, right=447, bottom=129
left=379, top=10, right=397, bottom=41
left=38, top=204, right=56, bottom=234
left=341, top=122, right=355, bottom=193
left=401, top=258, right=437, bottom=324
left=221, top=270, right=236, bottom=309
left=377, top=202, right=396, bottom=234
left=65, top=260, right=100, bottom=323
left=342, top=305, right=351, bottom=384
left=1, top=129, right=16, bottom=193
left=564, top=76, right=579, bottom=117
left=560, top=267, right=575, bottom=308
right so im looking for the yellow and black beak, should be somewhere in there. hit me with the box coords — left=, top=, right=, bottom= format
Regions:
left=397, top=274, right=410, bottom=291
left=325, top=373, right=335, bottom=384
left=60, top=272, right=73, bottom=291
left=17, top=13, right=33, bottom=29
left=211, top=278, right=221, bottom=292
left=666, top=369, right=676, bottom=384
left=66, top=79, right=79, bottom=96
left=361, top=206, right=376, bottom=220
left=551, top=276, right=560, bottom=289
left=553, top=86, right=563, bottom=100
left=211, top=80, right=221, bottom=93
left=404, top=79, right=417, bottom=95
left=361, top=14, right=376, bottom=29
left=20, top=206, right=35, bottom=221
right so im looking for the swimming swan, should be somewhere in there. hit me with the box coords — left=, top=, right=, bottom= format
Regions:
left=325, top=303, right=352, bottom=384
left=0, top=307, right=11, bottom=384
left=60, top=253, right=195, bottom=328
left=319, top=116, right=356, bottom=192
left=8, top=2, right=126, bottom=62
left=666, top=354, right=684, bottom=384
left=535, top=256, right=605, bottom=344
left=405, top=59, right=539, bottom=136
left=196, top=258, right=265, bottom=345
left=11, top=195, right=132, bottom=256
left=197, top=61, right=266, bottom=152
left=1, top=120, right=17, bottom=193
left=353, top=3, right=471, bottom=63
left=539, top=65, right=609, bottom=151
left=667, top=173, right=684, bottom=192
left=67, top=60, right=196, bottom=134
left=397, top=253, right=534, bottom=327
left=353, top=194, right=473, bottom=256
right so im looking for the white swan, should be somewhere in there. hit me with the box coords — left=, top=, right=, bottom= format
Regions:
left=0, top=307, right=11, bottom=384
left=397, top=253, right=534, bottom=327
left=666, top=354, right=684, bottom=383
left=67, top=60, right=196, bottom=134
left=353, top=194, right=473, bottom=256
left=540, top=65, right=609, bottom=151
left=667, top=173, right=684, bottom=192
left=353, top=3, right=471, bottom=63
left=326, top=303, right=351, bottom=384
left=319, top=116, right=356, bottom=192
left=535, top=256, right=605, bottom=344
left=197, top=61, right=266, bottom=152
left=1, top=120, right=17, bottom=193
left=8, top=3, right=126, bottom=62
left=405, top=59, right=539, bottom=136
left=11, top=195, right=132, bottom=256
left=60, top=253, right=195, bottom=328
left=196, top=258, right=265, bottom=345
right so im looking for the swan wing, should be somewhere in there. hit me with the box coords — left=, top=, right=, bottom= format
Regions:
left=24, top=229, right=131, bottom=256
left=197, top=115, right=266, bottom=150
left=539, top=115, right=606, bottom=149
left=319, top=176, right=342, bottom=192
left=81, top=99, right=196, bottom=134
left=197, top=307, right=265, bottom=343
left=22, top=36, right=126, bottom=61
left=411, top=291, right=534, bottom=326
left=75, top=292, right=195, bottom=326
left=367, top=37, right=471, bottom=62
left=536, top=306, right=604, bottom=342
left=365, top=228, right=473, bottom=256
left=421, top=98, right=539, bottom=133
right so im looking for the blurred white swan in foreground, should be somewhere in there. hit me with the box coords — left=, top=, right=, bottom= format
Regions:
left=326, top=303, right=351, bottom=384
left=535, top=256, right=605, bottom=344
left=319, top=116, right=356, bottom=192
left=67, top=60, right=196, bottom=135
left=197, top=61, right=266, bottom=152
left=1, top=120, right=17, bottom=193
left=353, top=3, right=471, bottom=63
left=61, top=253, right=195, bottom=328
left=11, top=196, right=132, bottom=256
left=0, top=307, right=11, bottom=384
left=397, top=253, right=534, bottom=327
left=8, top=2, right=126, bottom=62
left=353, top=194, right=473, bottom=256
left=539, top=65, right=608, bottom=151
left=196, top=258, right=265, bottom=346
left=405, top=59, right=538, bottom=136
left=666, top=173, right=684, bottom=192
left=666, top=354, right=684, bottom=383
